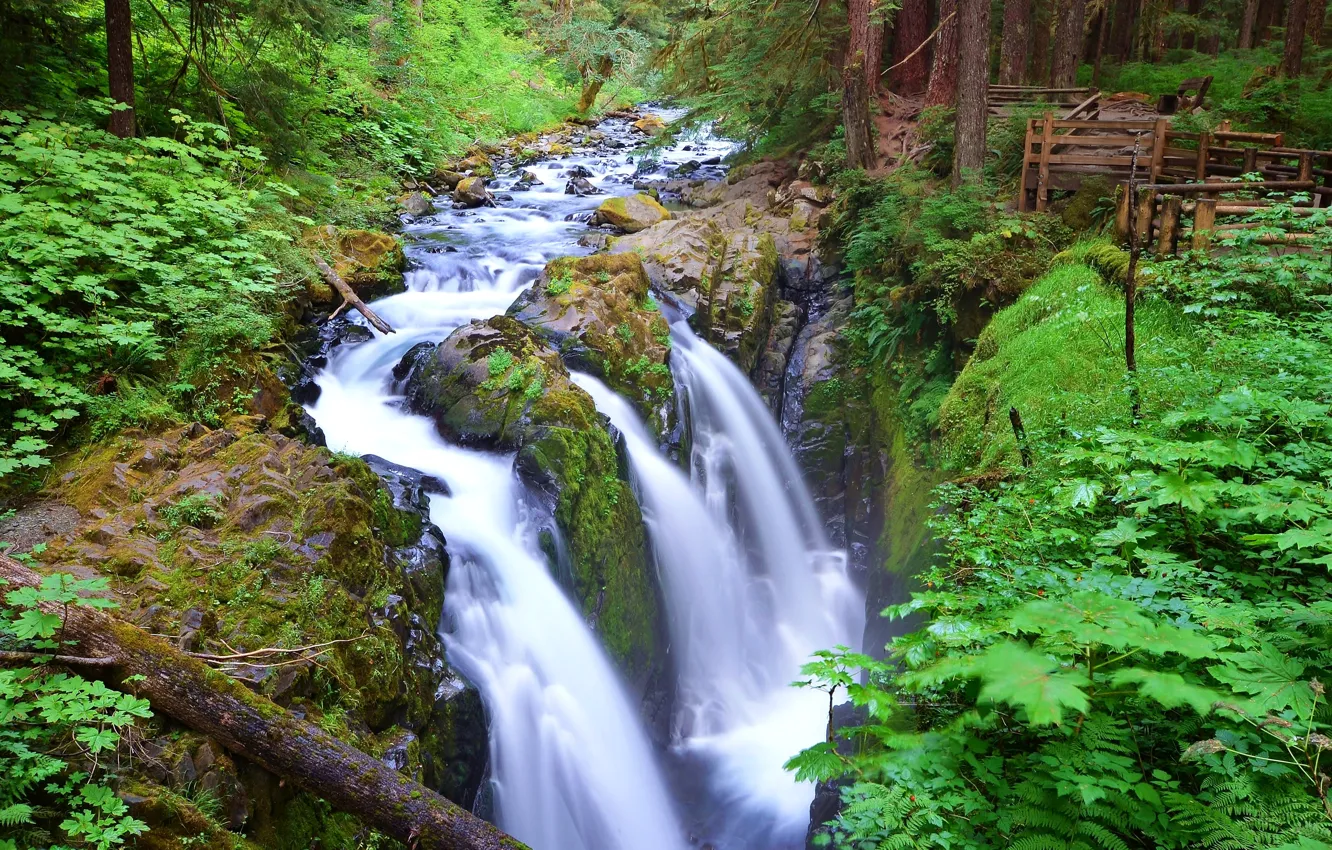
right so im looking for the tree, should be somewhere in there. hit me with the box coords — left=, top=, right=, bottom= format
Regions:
left=1282, top=0, right=1310, bottom=75
left=890, top=0, right=930, bottom=93
left=844, top=0, right=879, bottom=169
left=924, top=0, right=960, bottom=107
left=104, top=0, right=135, bottom=138
left=999, top=0, right=1033, bottom=84
left=953, top=0, right=990, bottom=183
left=1050, top=0, right=1088, bottom=87
left=1239, top=0, right=1260, bottom=46
left=1310, top=0, right=1326, bottom=43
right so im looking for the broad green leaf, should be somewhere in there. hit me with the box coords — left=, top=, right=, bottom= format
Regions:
left=1208, top=645, right=1314, bottom=714
left=1108, top=668, right=1220, bottom=713
left=972, top=642, right=1090, bottom=726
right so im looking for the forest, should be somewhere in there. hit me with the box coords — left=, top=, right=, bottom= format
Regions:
left=1, top=0, right=1331, bottom=849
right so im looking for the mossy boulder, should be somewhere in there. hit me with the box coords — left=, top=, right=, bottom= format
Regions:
left=612, top=215, right=780, bottom=375
left=453, top=176, right=491, bottom=208
left=302, top=226, right=406, bottom=303
left=632, top=115, right=666, bottom=136
left=400, top=316, right=661, bottom=678
left=457, top=153, right=493, bottom=177
left=508, top=253, right=674, bottom=433
left=30, top=418, right=487, bottom=841
left=590, top=193, right=670, bottom=233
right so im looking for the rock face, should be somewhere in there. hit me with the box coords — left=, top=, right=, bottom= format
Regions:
left=590, top=193, right=670, bottom=233
left=303, top=226, right=406, bottom=304
left=399, top=191, right=434, bottom=216
left=452, top=176, right=491, bottom=208
left=611, top=213, right=779, bottom=376
left=32, top=418, right=486, bottom=845
left=400, top=315, right=661, bottom=680
left=508, top=253, right=674, bottom=434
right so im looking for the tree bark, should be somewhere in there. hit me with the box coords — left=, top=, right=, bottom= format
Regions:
left=999, top=0, right=1033, bottom=84
left=1239, top=0, right=1260, bottom=46
left=844, top=0, right=878, bottom=169
left=1283, top=0, right=1310, bottom=75
left=0, top=556, right=523, bottom=850
left=925, top=0, right=961, bottom=107
left=1110, top=0, right=1137, bottom=60
left=890, top=0, right=930, bottom=94
left=1033, top=0, right=1054, bottom=84
left=1050, top=0, right=1088, bottom=87
left=576, top=55, right=614, bottom=113
left=867, top=0, right=886, bottom=94
left=1256, top=0, right=1285, bottom=44
left=1310, top=0, right=1326, bottom=44
left=1092, top=5, right=1111, bottom=84
left=953, top=0, right=991, bottom=183
left=104, top=0, right=135, bottom=138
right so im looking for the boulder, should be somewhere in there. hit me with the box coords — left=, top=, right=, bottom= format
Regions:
left=399, top=192, right=433, bottom=216
left=589, top=193, right=670, bottom=233
left=432, top=169, right=466, bottom=190
left=565, top=176, right=601, bottom=196
left=509, top=253, right=674, bottom=432
left=457, top=153, right=493, bottom=177
left=632, top=115, right=666, bottom=136
left=302, top=226, right=406, bottom=304
left=515, top=169, right=543, bottom=188
left=611, top=214, right=780, bottom=375
left=453, top=176, right=491, bottom=208
left=399, top=316, right=661, bottom=678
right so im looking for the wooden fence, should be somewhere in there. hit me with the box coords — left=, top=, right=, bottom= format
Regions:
left=1019, top=114, right=1332, bottom=217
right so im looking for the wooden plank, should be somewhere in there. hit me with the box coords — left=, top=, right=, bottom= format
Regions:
left=1163, top=146, right=1201, bottom=158
left=1036, top=113, right=1055, bottom=212
left=1046, top=119, right=1159, bottom=130
left=1045, top=154, right=1140, bottom=166
left=1042, top=134, right=1151, bottom=146
left=1064, top=89, right=1102, bottom=120
left=1215, top=130, right=1284, bottom=144
left=1141, top=179, right=1316, bottom=192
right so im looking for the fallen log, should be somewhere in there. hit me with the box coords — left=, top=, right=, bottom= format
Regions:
left=0, top=555, right=523, bottom=850
left=312, top=253, right=395, bottom=335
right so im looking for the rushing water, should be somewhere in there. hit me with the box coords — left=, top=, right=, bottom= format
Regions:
left=306, top=112, right=861, bottom=849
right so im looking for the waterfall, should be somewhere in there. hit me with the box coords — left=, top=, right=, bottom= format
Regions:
left=573, top=323, right=863, bottom=849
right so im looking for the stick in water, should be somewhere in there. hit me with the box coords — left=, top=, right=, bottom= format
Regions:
left=312, top=253, right=395, bottom=335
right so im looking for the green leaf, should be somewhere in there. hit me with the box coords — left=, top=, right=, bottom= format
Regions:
left=971, top=642, right=1091, bottom=726
left=1108, top=668, right=1220, bottom=713
left=1208, top=645, right=1314, bottom=714
left=9, top=609, right=62, bottom=640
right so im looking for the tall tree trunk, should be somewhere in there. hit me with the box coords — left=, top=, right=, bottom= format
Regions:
left=1032, top=0, right=1054, bottom=84
left=1111, top=0, right=1137, bottom=59
left=1310, top=0, right=1327, bottom=43
left=844, top=0, right=878, bottom=169
left=925, top=0, right=961, bottom=107
left=1282, top=0, right=1310, bottom=75
left=1092, top=5, right=1111, bottom=84
left=1050, top=0, right=1088, bottom=86
left=999, top=0, right=1033, bottom=84
left=0, top=557, right=525, bottom=850
left=1239, top=0, right=1259, bottom=46
left=890, top=0, right=930, bottom=93
left=1183, top=0, right=1200, bottom=47
left=1256, top=0, right=1285, bottom=44
left=953, top=0, right=991, bottom=184
left=867, top=0, right=886, bottom=94
left=104, top=0, right=135, bottom=138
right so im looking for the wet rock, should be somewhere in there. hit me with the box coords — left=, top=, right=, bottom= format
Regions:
left=399, top=191, right=434, bottom=216
left=566, top=165, right=594, bottom=178
left=515, top=169, right=543, bottom=187
left=453, top=176, right=492, bottom=208
left=632, top=115, right=666, bottom=136
left=457, top=153, right=493, bottom=177
left=589, top=193, right=670, bottom=233
left=565, top=175, right=602, bottom=196
left=432, top=169, right=466, bottom=189
left=509, top=253, right=675, bottom=432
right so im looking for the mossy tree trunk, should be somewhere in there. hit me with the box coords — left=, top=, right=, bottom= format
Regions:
left=924, top=0, right=960, bottom=107
left=104, top=0, right=135, bottom=138
left=577, top=55, right=614, bottom=113
left=953, top=0, right=990, bottom=184
left=0, top=555, right=525, bottom=850
left=890, top=0, right=930, bottom=93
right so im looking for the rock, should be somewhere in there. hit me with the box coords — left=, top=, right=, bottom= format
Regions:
left=565, top=176, right=601, bottom=196
left=398, top=191, right=433, bottom=216
left=515, top=169, right=543, bottom=187
left=632, top=115, right=666, bottom=136
left=453, top=176, right=491, bottom=208
left=399, top=316, right=660, bottom=678
left=611, top=214, right=780, bottom=375
left=458, top=153, right=493, bottom=177
left=302, top=226, right=406, bottom=304
left=674, top=160, right=701, bottom=176
left=589, top=193, right=670, bottom=233
left=790, top=199, right=819, bottom=230
left=508, top=253, right=674, bottom=431
left=432, top=169, right=466, bottom=189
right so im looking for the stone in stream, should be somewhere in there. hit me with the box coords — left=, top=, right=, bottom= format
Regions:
left=589, top=192, right=670, bottom=233
left=301, top=225, right=406, bottom=305
left=431, top=168, right=466, bottom=189
left=398, top=191, right=433, bottom=216
left=452, top=176, right=491, bottom=208
left=565, top=175, right=601, bottom=196
left=397, top=315, right=663, bottom=682
left=515, top=168, right=543, bottom=187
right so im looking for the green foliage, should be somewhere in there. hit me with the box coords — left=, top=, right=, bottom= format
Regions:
left=0, top=574, right=152, bottom=849
left=799, top=210, right=1332, bottom=849
left=0, top=109, right=286, bottom=479
left=159, top=493, right=223, bottom=531
left=546, top=271, right=575, bottom=296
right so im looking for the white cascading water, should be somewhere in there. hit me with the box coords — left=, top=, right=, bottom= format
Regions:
left=306, top=111, right=861, bottom=849
left=575, top=328, right=862, bottom=849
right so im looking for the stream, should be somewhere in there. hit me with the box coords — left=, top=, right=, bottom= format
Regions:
left=306, top=112, right=862, bottom=850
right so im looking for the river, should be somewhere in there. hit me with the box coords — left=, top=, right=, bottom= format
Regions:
left=306, top=110, right=861, bottom=850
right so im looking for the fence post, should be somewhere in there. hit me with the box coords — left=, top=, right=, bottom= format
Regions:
left=1242, top=146, right=1258, bottom=176
left=1192, top=197, right=1217, bottom=251
left=1297, top=151, right=1314, bottom=183
left=1019, top=120, right=1036, bottom=211
left=1149, top=118, right=1168, bottom=183
left=1036, top=113, right=1055, bottom=211
left=1157, top=196, right=1182, bottom=255
left=1136, top=187, right=1155, bottom=245
left=1195, top=132, right=1210, bottom=181
left=1115, top=183, right=1132, bottom=240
